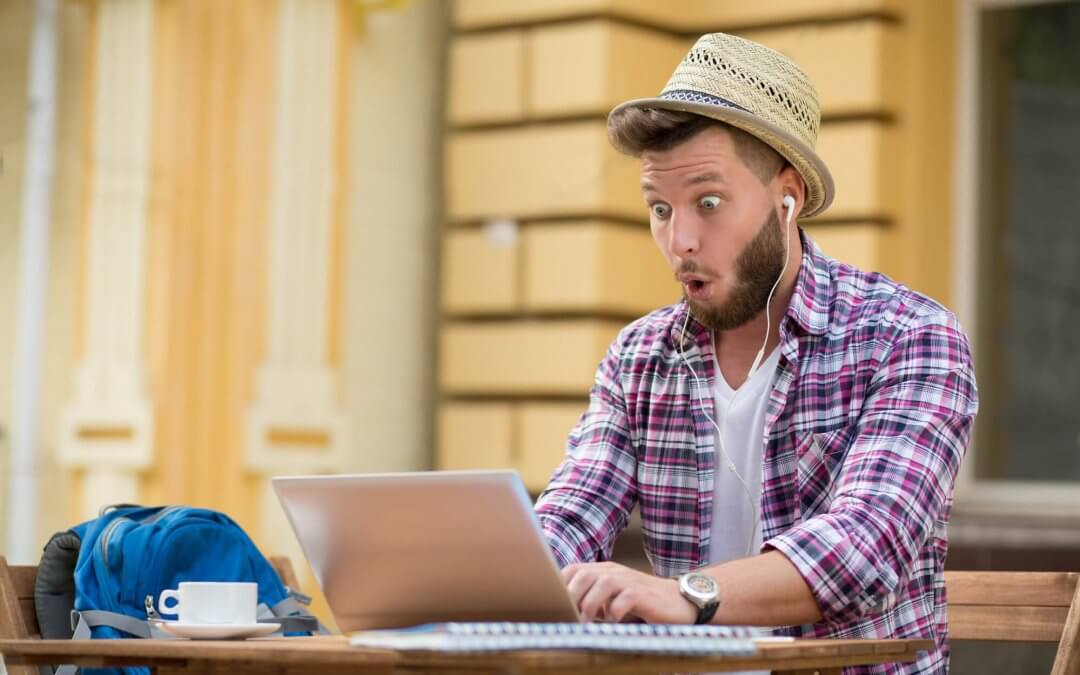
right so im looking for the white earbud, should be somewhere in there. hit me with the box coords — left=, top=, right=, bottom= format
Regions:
left=782, top=195, right=796, bottom=225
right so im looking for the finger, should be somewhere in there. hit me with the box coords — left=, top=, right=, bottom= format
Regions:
left=565, top=567, right=599, bottom=612
left=606, top=586, right=640, bottom=624
left=561, top=563, right=583, bottom=586
left=579, top=575, right=618, bottom=623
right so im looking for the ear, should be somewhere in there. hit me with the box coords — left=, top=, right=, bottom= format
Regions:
left=775, top=164, right=807, bottom=219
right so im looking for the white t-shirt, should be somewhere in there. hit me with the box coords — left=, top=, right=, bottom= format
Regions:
left=708, top=347, right=781, bottom=566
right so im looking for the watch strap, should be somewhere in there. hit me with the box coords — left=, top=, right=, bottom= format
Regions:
left=695, top=601, right=719, bottom=625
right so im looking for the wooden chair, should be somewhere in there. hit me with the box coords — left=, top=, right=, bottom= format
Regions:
left=0, top=555, right=301, bottom=675
left=947, top=570, right=1080, bottom=675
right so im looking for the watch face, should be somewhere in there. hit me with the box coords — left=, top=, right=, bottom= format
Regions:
left=680, top=572, right=719, bottom=607
left=687, top=574, right=716, bottom=595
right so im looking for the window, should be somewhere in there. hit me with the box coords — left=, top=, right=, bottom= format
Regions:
left=955, top=0, right=1080, bottom=507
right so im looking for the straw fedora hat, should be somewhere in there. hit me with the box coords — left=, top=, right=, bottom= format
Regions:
left=609, top=32, right=835, bottom=218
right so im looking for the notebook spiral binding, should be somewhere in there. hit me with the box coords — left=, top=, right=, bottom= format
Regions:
left=350, top=621, right=765, bottom=656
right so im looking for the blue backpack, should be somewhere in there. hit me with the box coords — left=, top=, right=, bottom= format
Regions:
left=36, top=505, right=323, bottom=675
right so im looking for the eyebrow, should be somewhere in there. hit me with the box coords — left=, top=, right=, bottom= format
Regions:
left=685, top=172, right=726, bottom=187
left=640, top=172, right=727, bottom=192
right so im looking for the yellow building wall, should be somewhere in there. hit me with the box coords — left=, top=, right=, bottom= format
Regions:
left=0, top=0, right=446, bottom=628
left=440, top=0, right=957, bottom=491
left=0, top=0, right=89, bottom=552
left=343, top=0, right=446, bottom=477
left=137, top=0, right=281, bottom=538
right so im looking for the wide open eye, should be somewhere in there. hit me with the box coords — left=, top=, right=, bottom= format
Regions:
left=699, top=195, right=721, bottom=210
left=651, top=202, right=671, bottom=219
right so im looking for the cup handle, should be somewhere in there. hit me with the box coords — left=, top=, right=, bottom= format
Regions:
left=158, top=589, right=180, bottom=618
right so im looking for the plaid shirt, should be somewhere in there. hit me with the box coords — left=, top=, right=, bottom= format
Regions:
left=535, top=232, right=978, bottom=674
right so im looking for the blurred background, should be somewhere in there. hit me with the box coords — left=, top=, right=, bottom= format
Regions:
left=0, top=0, right=1077, bottom=670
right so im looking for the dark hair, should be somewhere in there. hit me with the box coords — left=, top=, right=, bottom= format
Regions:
left=608, top=107, right=786, bottom=185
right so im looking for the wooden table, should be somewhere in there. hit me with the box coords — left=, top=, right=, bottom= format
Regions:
left=0, top=635, right=930, bottom=674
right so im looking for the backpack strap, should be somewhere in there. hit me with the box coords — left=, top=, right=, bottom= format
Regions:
left=70, top=609, right=174, bottom=640
left=285, top=587, right=312, bottom=606
left=34, top=530, right=82, bottom=639
left=53, top=610, right=175, bottom=675
left=258, top=598, right=331, bottom=635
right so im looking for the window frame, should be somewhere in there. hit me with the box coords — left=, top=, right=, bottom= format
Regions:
left=952, top=0, right=1080, bottom=517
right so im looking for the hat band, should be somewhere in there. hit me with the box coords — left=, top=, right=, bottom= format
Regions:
left=659, top=89, right=752, bottom=114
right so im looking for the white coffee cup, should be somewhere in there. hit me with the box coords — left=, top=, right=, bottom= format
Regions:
left=157, top=581, right=258, bottom=625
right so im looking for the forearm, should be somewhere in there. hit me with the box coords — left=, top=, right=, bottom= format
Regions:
left=702, top=550, right=823, bottom=626
left=561, top=552, right=823, bottom=626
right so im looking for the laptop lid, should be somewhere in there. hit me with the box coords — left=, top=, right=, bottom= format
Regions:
left=272, top=470, right=581, bottom=631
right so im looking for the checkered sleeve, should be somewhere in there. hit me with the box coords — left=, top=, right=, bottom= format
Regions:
left=535, top=329, right=639, bottom=568
left=766, top=310, right=978, bottom=624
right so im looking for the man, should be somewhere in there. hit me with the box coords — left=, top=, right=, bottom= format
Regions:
left=534, top=32, right=978, bottom=673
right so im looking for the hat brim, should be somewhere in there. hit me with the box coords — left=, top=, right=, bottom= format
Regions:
left=609, top=97, right=835, bottom=219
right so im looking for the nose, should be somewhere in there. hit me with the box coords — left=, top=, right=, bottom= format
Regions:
left=667, top=209, right=701, bottom=257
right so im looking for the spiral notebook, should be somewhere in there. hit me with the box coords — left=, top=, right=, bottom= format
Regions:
left=349, top=622, right=766, bottom=656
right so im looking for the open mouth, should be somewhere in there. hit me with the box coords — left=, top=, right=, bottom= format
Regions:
left=683, top=278, right=711, bottom=299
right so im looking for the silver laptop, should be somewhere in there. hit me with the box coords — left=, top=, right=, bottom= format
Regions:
left=272, top=470, right=581, bottom=631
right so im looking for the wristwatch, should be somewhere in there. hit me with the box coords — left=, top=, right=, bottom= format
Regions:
left=678, top=571, right=720, bottom=624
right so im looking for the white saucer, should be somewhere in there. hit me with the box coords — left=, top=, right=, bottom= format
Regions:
left=154, top=621, right=279, bottom=640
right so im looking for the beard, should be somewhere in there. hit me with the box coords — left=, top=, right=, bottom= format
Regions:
left=679, top=208, right=787, bottom=331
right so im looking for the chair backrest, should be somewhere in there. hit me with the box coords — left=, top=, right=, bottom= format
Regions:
left=0, top=557, right=42, bottom=675
left=946, top=570, right=1080, bottom=675
left=0, top=557, right=39, bottom=640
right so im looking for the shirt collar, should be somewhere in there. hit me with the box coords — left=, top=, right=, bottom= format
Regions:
left=671, top=229, right=831, bottom=352
left=785, top=229, right=831, bottom=337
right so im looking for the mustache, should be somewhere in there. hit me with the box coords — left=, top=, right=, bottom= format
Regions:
left=674, top=260, right=719, bottom=280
